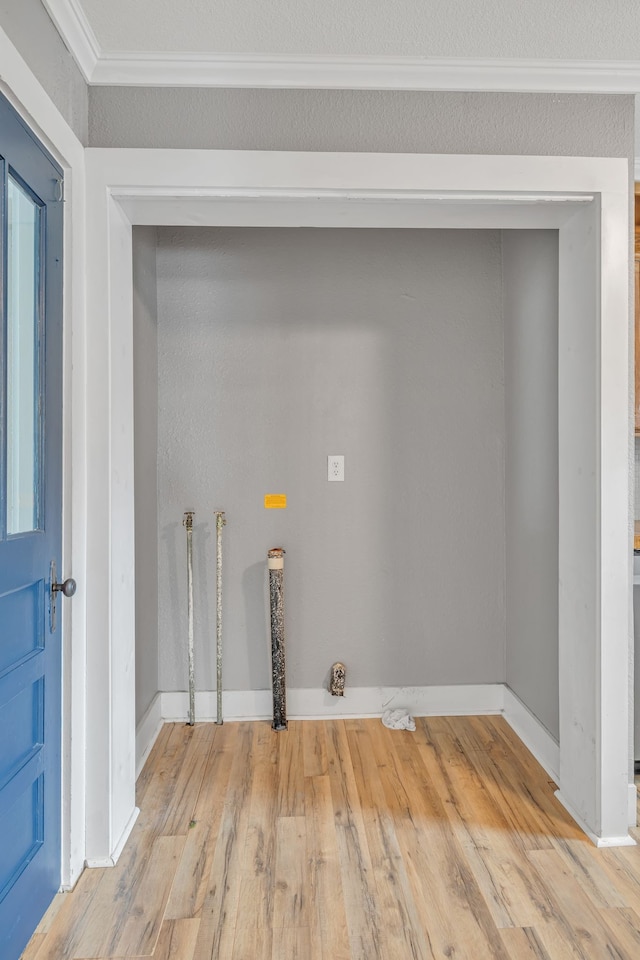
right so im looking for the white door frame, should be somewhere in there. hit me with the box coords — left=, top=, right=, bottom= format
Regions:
left=84, top=147, right=632, bottom=856
left=0, top=28, right=87, bottom=888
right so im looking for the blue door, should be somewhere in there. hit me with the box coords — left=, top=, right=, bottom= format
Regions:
left=0, top=95, right=64, bottom=959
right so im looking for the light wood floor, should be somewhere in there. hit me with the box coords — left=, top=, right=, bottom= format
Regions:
left=21, top=716, right=640, bottom=960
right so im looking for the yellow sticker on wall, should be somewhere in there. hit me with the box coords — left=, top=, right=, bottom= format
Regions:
left=264, top=494, right=287, bottom=509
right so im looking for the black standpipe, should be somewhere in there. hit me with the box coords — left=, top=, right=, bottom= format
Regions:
left=268, top=547, right=287, bottom=731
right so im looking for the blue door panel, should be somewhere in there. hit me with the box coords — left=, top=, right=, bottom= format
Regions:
left=0, top=775, right=43, bottom=897
left=0, top=581, right=44, bottom=674
left=0, top=652, right=45, bottom=710
left=0, top=535, right=48, bottom=574
left=0, top=778, right=51, bottom=956
left=0, top=677, right=43, bottom=787
left=0, top=750, right=44, bottom=821
left=0, top=93, right=63, bottom=960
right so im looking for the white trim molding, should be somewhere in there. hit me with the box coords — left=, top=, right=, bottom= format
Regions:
left=502, top=687, right=559, bottom=782
left=0, top=25, right=87, bottom=892
left=86, top=148, right=631, bottom=854
left=87, top=54, right=640, bottom=92
left=42, top=0, right=100, bottom=82
left=554, top=791, right=636, bottom=848
left=38, top=6, right=640, bottom=93
left=160, top=684, right=505, bottom=726
left=85, top=806, right=140, bottom=868
left=135, top=694, right=163, bottom=779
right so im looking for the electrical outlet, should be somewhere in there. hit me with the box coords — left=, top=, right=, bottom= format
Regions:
left=328, top=455, right=345, bottom=481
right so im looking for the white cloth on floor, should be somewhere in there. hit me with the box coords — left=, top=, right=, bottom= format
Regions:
left=381, top=708, right=416, bottom=731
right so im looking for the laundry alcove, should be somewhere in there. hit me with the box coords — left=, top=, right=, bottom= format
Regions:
left=133, top=224, right=558, bottom=735
left=83, top=149, right=631, bottom=863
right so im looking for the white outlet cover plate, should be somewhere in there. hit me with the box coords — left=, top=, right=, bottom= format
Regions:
left=328, top=455, right=345, bottom=481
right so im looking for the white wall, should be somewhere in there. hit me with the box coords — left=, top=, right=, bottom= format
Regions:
left=503, top=230, right=559, bottom=740
left=133, top=227, right=159, bottom=724
left=154, top=226, right=505, bottom=695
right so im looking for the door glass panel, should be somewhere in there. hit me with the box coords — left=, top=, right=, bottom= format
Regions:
left=6, top=174, right=42, bottom=535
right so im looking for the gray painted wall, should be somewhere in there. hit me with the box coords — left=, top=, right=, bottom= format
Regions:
left=88, top=89, right=633, bottom=157
left=155, top=227, right=506, bottom=694
left=133, top=226, right=159, bottom=724
left=503, top=230, right=559, bottom=739
left=0, top=0, right=88, bottom=143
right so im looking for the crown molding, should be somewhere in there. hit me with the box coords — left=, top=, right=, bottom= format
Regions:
left=86, top=53, right=640, bottom=92
left=42, top=1, right=640, bottom=92
left=43, top=0, right=99, bottom=80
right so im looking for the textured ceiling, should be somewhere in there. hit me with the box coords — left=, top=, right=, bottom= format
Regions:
left=74, top=0, right=640, bottom=60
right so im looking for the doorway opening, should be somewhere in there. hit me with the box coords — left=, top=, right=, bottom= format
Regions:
left=83, top=150, right=631, bottom=859
left=132, top=224, right=560, bottom=762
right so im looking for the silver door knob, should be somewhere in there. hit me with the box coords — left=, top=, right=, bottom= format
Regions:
left=50, top=561, right=76, bottom=633
left=53, top=577, right=76, bottom=597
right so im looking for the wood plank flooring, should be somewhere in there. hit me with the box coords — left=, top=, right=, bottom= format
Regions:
left=21, top=716, right=640, bottom=959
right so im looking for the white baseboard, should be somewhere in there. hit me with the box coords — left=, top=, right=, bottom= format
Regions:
left=554, top=790, right=637, bottom=848
left=502, top=686, right=560, bottom=782
left=161, top=688, right=270, bottom=722
left=135, top=692, right=164, bottom=778
left=160, top=683, right=505, bottom=723
left=85, top=805, right=140, bottom=867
